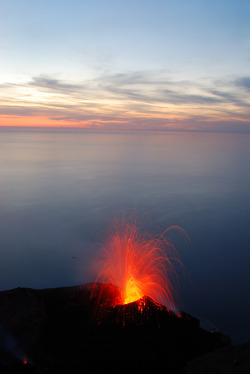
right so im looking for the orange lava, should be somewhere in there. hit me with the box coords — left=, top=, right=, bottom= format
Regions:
left=123, top=276, right=143, bottom=304
left=95, top=218, right=187, bottom=310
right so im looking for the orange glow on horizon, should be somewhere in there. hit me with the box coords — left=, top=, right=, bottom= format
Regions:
left=0, top=115, right=129, bottom=129
left=0, top=115, right=88, bottom=128
left=1, top=109, right=248, bottom=131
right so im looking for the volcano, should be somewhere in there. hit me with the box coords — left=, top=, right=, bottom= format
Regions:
left=0, top=283, right=230, bottom=373
left=94, top=220, right=188, bottom=309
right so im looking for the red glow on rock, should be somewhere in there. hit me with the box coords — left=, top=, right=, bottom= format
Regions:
left=94, top=218, right=187, bottom=310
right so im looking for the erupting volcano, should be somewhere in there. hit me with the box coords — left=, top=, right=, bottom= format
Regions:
left=94, top=219, right=188, bottom=310
left=0, top=248, right=231, bottom=373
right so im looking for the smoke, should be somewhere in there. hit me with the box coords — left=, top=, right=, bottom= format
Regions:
left=0, top=324, right=24, bottom=361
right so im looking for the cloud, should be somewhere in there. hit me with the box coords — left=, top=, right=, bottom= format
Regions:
left=0, top=106, right=38, bottom=116
left=29, top=75, right=85, bottom=92
left=162, top=90, right=221, bottom=105
left=235, top=77, right=250, bottom=92
left=1, top=71, right=250, bottom=132
left=23, top=72, right=250, bottom=109
left=97, top=71, right=248, bottom=107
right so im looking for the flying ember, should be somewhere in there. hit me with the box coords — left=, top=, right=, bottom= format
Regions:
left=95, top=219, right=187, bottom=310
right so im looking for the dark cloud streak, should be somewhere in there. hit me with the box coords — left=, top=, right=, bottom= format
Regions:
left=235, top=76, right=250, bottom=92
left=29, top=76, right=85, bottom=92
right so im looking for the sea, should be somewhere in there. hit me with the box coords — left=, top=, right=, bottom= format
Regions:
left=0, top=127, right=250, bottom=344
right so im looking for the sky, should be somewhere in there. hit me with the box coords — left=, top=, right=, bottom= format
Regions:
left=0, top=0, right=250, bottom=132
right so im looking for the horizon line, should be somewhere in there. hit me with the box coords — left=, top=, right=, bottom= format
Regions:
left=0, top=125, right=250, bottom=135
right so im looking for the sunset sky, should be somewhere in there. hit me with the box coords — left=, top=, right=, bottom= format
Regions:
left=1, top=0, right=250, bottom=131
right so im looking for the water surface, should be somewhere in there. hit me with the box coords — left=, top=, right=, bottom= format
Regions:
left=0, top=128, right=250, bottom=343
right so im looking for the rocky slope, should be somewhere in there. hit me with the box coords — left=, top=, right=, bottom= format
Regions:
left=0, top=283, right=230, bottom=373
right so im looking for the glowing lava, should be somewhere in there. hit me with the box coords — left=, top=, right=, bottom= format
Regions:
left=124, top=277, right=143, bottom=304
left=94, top=218, right=187, bottom=310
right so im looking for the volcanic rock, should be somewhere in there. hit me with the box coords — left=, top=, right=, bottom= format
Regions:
left=182, top=343, right=250, bottom=374
left=0, top=283, right=230, bottom=373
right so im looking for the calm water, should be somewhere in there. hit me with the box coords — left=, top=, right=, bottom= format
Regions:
left=0, top=128, right=250, bottom=344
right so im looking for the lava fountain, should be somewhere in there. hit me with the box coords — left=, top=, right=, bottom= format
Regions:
left=94, top=219, right=188, bottom=310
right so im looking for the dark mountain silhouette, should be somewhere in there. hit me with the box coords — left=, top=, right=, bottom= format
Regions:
left=0, top=283, right=230, bottom=373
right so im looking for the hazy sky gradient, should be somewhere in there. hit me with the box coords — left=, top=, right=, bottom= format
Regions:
left=1, top=0, right=250, bottom=131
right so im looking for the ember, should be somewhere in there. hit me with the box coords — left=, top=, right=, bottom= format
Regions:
left=22, top=358, right=36, bottom=373
left=94, top=218, right=188, bottom=310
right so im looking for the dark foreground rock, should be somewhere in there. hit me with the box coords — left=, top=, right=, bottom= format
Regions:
left=182, top=343, right=250, bottom=374
left=0, top=283, right=230, bottom=373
